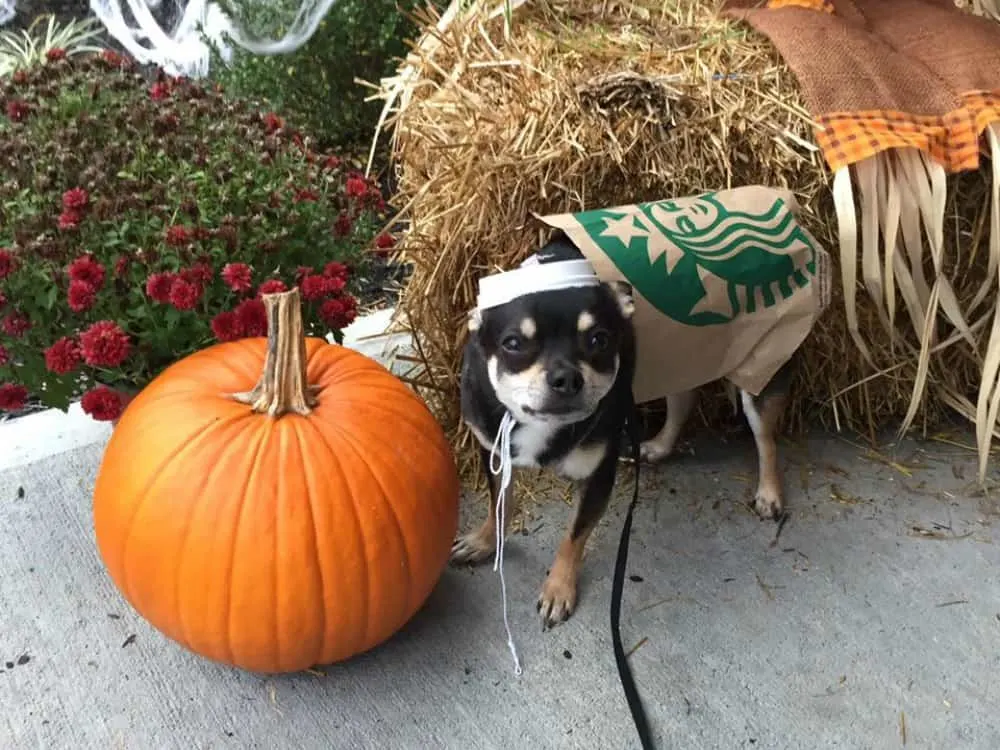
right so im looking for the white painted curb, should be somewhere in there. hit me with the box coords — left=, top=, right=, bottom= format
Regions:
left=0, top=308, right=417, bottom=472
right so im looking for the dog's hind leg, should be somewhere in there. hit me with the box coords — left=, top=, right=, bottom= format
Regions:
left=740, top=379, right=789, bottom=521
left=639, top=389, right=697, bottom=463
left=450, top=445, right=508, bottom=565
left=537, top=443, right=617, bottom=628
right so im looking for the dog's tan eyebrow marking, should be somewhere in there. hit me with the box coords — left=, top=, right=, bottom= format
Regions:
left=520, top=317, right=537, bottom=338
left=577, top=311, right=595, bottom=332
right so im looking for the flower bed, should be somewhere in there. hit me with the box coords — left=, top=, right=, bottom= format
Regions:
left=0, top=49, right=398, bottom=423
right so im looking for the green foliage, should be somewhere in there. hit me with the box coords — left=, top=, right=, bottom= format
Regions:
left=0, top=52, right=388, bottom=418
left=0, top=14, right=106, bottom=78
left=209, top=0, right=444, bottom=151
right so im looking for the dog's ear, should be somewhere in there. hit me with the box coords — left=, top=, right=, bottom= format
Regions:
left=608, top=280, right=635, bottom=319
left=467, top=306, right=484, bottom=332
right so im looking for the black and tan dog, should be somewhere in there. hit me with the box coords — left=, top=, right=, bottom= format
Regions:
left=452, top=237, right=791, bottom=628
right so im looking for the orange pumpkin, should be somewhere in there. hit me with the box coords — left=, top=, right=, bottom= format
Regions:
left=92, top=289, right=460, bottom=673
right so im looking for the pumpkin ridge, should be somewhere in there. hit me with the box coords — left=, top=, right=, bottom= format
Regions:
left=170, top=421, right=235, bottom=655
left=224, top=422, right=271, bottom=668
left=290, top=418, right=328, bottom=666
left=116, top=414, right=243, bottom=608
left=304, top=417, right=373, bottom=660
left=323, top=418, right=417, bottom=634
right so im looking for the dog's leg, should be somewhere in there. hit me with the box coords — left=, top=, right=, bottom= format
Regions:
left=451, top=445, right=507, bottom=564
left=537, top=444, right=618, bottom=628
left=739, top=388, right=788, bottom=520
left=640, top=389, right=696, bottom=463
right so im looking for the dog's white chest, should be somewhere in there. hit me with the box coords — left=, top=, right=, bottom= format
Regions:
left=510, top=422, right=556, bottom=468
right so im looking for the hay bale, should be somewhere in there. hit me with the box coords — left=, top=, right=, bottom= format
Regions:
left=372, top=0, right=994, bottom=478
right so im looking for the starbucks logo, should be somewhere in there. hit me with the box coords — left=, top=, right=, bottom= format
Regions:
left=574, top=194, right=819, bottom=327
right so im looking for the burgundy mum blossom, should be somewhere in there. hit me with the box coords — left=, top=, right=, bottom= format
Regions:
left=145, top=272, right=176, bottom=303
left=300, top=274, right=334, bottom=301
left=81, top=386, right=126, bottom=421
left=165, top=225, right=191, bottom=247
left=79, top=320, right=131, bottom=368
left=257, top=279, right=287, bottom=297
left=345, top=175, right=368, bottom=199
left=5, top=100, right=30, bottom=122
left=67, top=254, right=105, bottom=289
left=1, top=312, right=30, bottom=338
left=44, top=337, right=82, bottom=375
left=62, top=187, right=90, bottom=212
left=210, top=311, right=244, bottom=342
left=320, top=296, right=358, bottom=330
left=234, top=298, right=268, bottom=337
left=58, top=211, right=82, bottom=231
left=0, top=248, right=16, bottom=279
left=168, top=278, right=202, bottom=311
left=0, top=383, right=28, bottom=411
left=46, top=48, right=67, bottom=62
left=221, top=263, right=253, bottom=293
left=68, top=280, right=97, bottom=312
left=0, top=344, right=9, bottom=366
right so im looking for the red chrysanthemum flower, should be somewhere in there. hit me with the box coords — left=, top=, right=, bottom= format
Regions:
left=44, top=336, right=82, bottom=375
left=58, top=210, right=82, bottom=231
left=234, top=298, right=268, bottom=337
left=210, top=310, right=244, bottom=342
left=5, top=100, right=30, bottom=122
left=62, top=187, right=89, bottom=212
left=375, top=232, right=395, bottom=250
left=149, top=81, right=170, bottom=100
left=319, top=296, right=358, bottom=330
left=46, top=48, right=66, bottom=61
left=114, top=255, right=129, bottom=277
left=2, top=311, right=30, bottom=338
left=180, top=262, right=213, bottom=286
left=300, top=274, right=333, bottom=301
left=0, top=383, right=28, bottom=411
left=145, top=272, right=176, bottom=303
left=221, top=263, right=253, bottom=293
left=257, top=279, right=287, bottom=297
left=333, top=213, right=353, bottom=237
left=67, top=254, right=105, bottom=289
left=80, top=386, right=126, bottom=422
left=345, top=175, right=368, bottom=199
left=294, top=189, right=319, bottom=203
left=68, top=280, right=97, bottom=312
left=0, top=248, right=15, bottom=279
left=322, top=261, right=350, bottom=282
left=168, top=278, right=202, bottom=311
left=79, top=320, right=131, bottom=368
left=0, top=344, right=9, bottom=366
left=263, top=112, right=284, bottom=134
left=165, top=225, right=191, bottom=247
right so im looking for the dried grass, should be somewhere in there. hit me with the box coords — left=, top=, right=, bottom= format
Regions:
left=371, top=0, right=997, bottom=482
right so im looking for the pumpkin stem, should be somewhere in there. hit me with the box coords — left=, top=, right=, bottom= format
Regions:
left=229, top=288, right=318, bottom=417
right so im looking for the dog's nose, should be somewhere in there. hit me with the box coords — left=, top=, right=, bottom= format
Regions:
left=546, top=367, right=584, bottom=396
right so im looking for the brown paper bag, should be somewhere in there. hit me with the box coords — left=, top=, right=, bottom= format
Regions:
left=536, top=186, right=832, bottom=404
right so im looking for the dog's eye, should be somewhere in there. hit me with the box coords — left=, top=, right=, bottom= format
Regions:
left=501, top=335, right=522, bottom=353
left=588, top=330, right=610, bottom=352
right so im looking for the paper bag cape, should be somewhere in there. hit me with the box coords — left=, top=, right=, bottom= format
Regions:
left=534, top=186, right=832, bottom=404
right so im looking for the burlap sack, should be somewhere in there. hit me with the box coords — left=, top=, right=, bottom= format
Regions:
left=536, top=186, right=832, bottom=404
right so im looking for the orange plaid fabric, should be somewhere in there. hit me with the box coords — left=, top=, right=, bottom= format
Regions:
left=815, top=92, right=1000, bottom=172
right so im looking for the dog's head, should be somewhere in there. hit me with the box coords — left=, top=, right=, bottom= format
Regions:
left=468, top=278, right=635, bottom=426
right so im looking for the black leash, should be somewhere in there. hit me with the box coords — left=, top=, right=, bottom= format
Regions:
left=611, top=391, right=655, bottom=749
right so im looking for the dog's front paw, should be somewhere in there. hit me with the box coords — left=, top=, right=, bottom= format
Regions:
left=536, top=569, right=578, bottom=629
left=450, top=528, right=496, bottom=565
left=753, top=483, right=784, bottom=520
left=639, top=439, right=674, bottom=464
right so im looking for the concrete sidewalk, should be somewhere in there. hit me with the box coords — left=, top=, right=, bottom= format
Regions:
left=2, top=429, right=1000, bottom=749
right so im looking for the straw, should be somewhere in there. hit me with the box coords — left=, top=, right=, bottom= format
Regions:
left=370, top=0, right=995, bottom=482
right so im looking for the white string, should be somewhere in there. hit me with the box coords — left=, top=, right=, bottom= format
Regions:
left=488, top=410, right=522, bottom=676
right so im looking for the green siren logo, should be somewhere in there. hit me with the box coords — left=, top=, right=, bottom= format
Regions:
left=573, top=193, right=819, bottom=326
